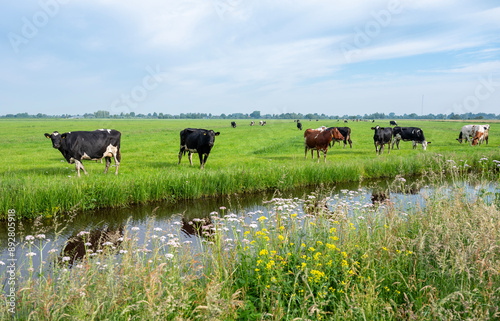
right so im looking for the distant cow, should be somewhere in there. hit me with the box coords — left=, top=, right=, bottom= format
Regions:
left=178, top=128, right=220, bottom=169
left=390, top=120, right=398, bottom=126
left=250, top=121, right=255, bottom=126
left=329, top=127, right=352, bottom=149
left=471, top=125, right=485, bottom=146
left=44, top=129, right=121, bottom=177
left=304, top=127, right=343, bottom=162
left=371, top=126, right=393, bottom=155
left=297, top=121, right=302, bottom=130
left=482, top=124, right=490, bottom=145
left=392, top=127, right=430, bottom=150
left=259, top=121, right=267, bottom=126
left=344, top=119, right=348, bottom=123
left=457, top=125, right=474, bottom=144
left=231, top=121, right=236, bottom=128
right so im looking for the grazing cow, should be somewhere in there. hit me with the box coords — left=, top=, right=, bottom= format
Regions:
left=457, top=125, right=476, bottom=145
left=304, top=127, right=343, bottom=163
left=471, top=125, right=485, bottom=146
left=178, top=128, right=220, bottom=169
left=344, top=119, right=348, bottom=123
left=392, top=127, right=430, bottom=150
left=297, top=121, right=302, bottom=130
left=329, top=127, right=352, bottom=149
left=259, top=120, right=267, bottom=126
left=231, top=121, right=236, bottom=128
left=371, top=126, right=393, bottom=155
left=390, top=120, right=398, bottom=126
left=250, top=121, right=255, bottom=126
left=44, top=129, right=121, bottom=177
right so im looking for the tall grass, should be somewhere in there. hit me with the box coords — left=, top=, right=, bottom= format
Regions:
left=2, top=173, right=499, bottom=320
left=1, top=119, right=499, bottom=219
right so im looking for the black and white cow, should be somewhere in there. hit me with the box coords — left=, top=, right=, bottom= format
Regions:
left=371, top=126, right=393, bottom=155
left=44, top=129, right=121, bottom=177
left=390, top=120, right=398, bottom=126
left=332, top=127, right=352, bottom=148
left=178, top=128, right=220, bottom=169
left=392, top=127, right=430, bottom=150
left=231, top=121, right=236, bottom=128
left=297, top=121, right=302, bottom=130
left=250, top=121, right=255, bottom=126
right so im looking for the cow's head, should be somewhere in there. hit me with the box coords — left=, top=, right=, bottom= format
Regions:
left=205, top=130, right=220, bottom=147
left=456, top=131, right=463, bottom=144
left=44, top=131, right=66, bottom=149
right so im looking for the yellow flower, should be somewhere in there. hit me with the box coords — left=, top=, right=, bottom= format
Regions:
left=258, top=216, right=268, bottom=222
left=309, top=247, right=315, bottom=252
left=279, top=226, right=285, bottom=231
left=341, top=251, right=347, bottom=258
left=301, top=262, right=307, bottom=269
left=301, top=243, right=306, bottom=248
left=278, top=235, right=284, bottom=241
left=382, top=247, right=387, bottom=251
left=259, top=249, right=268, bottom=256
left=271, top=277, right=277, bottom=283
left=255, top=268, right=260, bottom=272
left=317, top=241, right=323, bottom=246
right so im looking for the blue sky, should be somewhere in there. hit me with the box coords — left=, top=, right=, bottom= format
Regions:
left=1, top=0, right=499, bottom=116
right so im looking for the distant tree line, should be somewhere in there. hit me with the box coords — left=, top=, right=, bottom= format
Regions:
left=2, top=110, right=499, bottom=120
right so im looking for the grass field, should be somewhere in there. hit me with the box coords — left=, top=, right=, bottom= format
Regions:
left=1, top=118, right=499, bottom=219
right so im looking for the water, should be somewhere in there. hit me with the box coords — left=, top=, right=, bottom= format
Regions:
left=1, top=176, right=497, bottom=278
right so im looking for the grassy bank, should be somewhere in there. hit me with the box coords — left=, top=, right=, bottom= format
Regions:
left=1, top=119, right=499, bottom=219
left=2, top=174, right=499, bottom=320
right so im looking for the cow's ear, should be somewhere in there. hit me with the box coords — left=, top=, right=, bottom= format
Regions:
left=44, top=133, right=51, bottom=139
left=370, top=127, right=375, bottom=130
left=215, top=132, right=220, bottom=136
left=61, top=133, right=67, bottom=139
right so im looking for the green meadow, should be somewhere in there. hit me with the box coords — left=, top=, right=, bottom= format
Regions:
left=1, top=118, right=499, bottom=219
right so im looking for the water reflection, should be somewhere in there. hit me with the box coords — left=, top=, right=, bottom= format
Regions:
left=61, top=226, right=124, bottom=265
left=2, top=175, right=493, bottom=277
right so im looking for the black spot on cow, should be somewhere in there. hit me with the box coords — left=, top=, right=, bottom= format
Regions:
left=178, top=128, right=220, bottom=169
left=44, top=129, right=121, bottom=177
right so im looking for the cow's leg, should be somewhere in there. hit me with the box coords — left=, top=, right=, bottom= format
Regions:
left=199, top=153, right=208, bottom=169
left=178, top=149, right=184, bottom=164
left=316, top=150, right=320, bottom=163
left=188, top=152, right=194, bottom=166
left=104, top=157, right=111, bottom=173
left=348, top=137, right=352, bottom=148
left=311, top=149, right=314, bottom=159
left=323, top=149, right=327, bottom=163
left=114, top=149, right=121, bottom=175
left=486, top=136, right=489, bottom=144
left=74, top=159, right=88, bottom=177
left=305, top=146, right=308, bottom=159
left=374, top=143, right=378, bottom=154
left=387, top=142, right=391, bottom=154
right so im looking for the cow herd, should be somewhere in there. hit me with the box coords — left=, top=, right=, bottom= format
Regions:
left=43, top=121, right=493, bottom=176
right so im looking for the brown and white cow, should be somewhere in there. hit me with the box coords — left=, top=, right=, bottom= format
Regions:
left=304, top=127, right=343, bottom=163
left=471, top=125, right=485, bottom=146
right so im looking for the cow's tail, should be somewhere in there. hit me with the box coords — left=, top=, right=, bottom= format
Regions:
left=117, top=149, right=122, bottom=162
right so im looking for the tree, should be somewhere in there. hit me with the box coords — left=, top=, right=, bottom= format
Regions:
left=250, top=110, right=261, bottom=119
